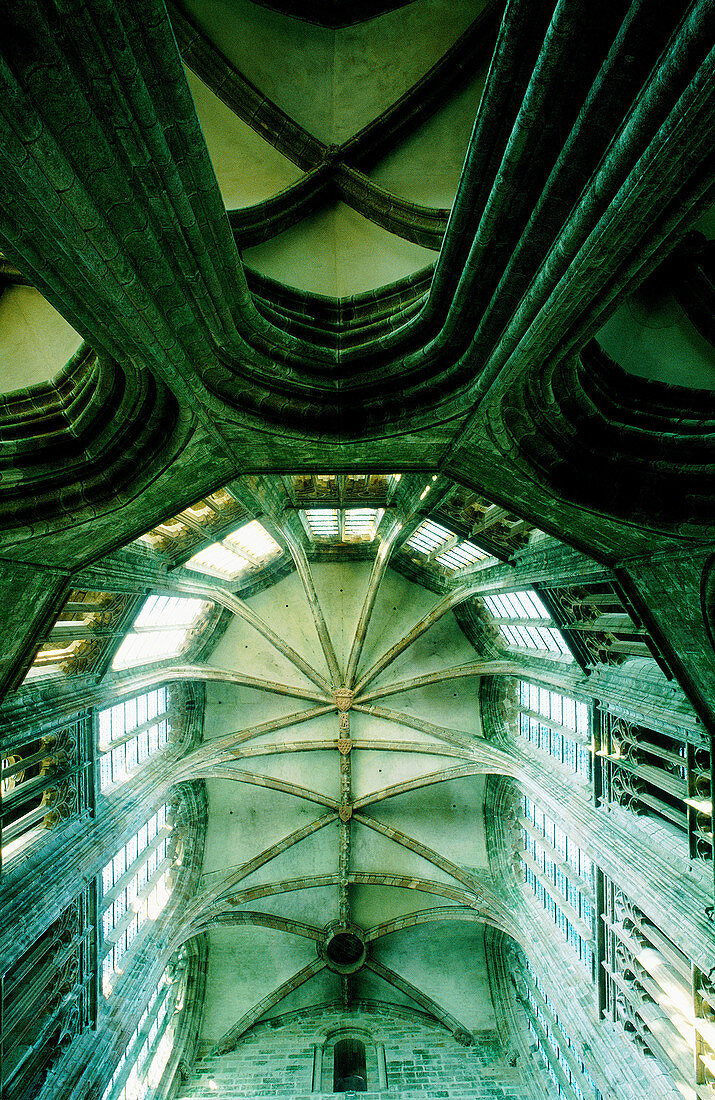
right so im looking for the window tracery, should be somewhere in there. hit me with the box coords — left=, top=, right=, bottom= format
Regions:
left=540, top=583, right=660, bottom=669
left=288, top=472, right=400, bottom=505
left=136, top=488, right=247, bottom=561
left=435, top=485, right=536, bottom=558
left=0, top=711, right=93, bottom=873
left=602, top=880, right=715, bottom=1096
left=0, top=887, right=95, bottom=1099
left=23, top=590, right=135, bottom=682
left=595, top=708, right=712, bottom=875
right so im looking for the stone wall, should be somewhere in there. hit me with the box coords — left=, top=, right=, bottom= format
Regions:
left=177, top=1003, right=531, bottom=1100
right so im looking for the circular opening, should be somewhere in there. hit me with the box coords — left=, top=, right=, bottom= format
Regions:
left=326, top=932, right=363, bottom=966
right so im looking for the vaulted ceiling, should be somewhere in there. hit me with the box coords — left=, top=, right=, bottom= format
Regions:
left=196, top=556, right=495, bottom=1049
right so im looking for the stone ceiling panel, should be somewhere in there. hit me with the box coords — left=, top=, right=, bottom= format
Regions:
left=179, top=0, right=486, bottom=144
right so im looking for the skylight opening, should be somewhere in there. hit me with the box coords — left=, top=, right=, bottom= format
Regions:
left=483, top=590, right=573, bottom=661
left=112, top=597, right=208, bottom=670
left=304, top=509, right=339, bottom=538
left=405, top=519, right=490, bottom=572
left=405, top=519, right=453, bottom=554
left=184, top=543, right=250, bottom=581
left=133, top=596, right=205, bottom=631
left=302, top=508, right=384, bottom=542
left=435, top=539, right=489, bottom=570
left=183, top=521, right=281, bottom=580
left=342, top=508, right=384, bottom=540
left=224, top=520, right=282, bottom=561
left=112, top=631, right=188, bottom=670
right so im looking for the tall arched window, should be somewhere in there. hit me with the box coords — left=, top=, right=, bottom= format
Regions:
left=98, top=688, right=170, bottom=790
left=97, top=683, right=201, bottom=793
left=516, top=680, right=591, bottom=780
left=334, top=1038, right=367, bottom=1092
left=516, top=955, right=601, bottom=1100
left=314, top=1029, right=386, bottom=1093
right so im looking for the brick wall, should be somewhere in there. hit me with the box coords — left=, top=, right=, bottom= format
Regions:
left=177, top=1004, right=532, bottom=1099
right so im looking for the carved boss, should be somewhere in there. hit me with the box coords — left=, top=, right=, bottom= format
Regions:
left=334, top=687, right=354, bottom=711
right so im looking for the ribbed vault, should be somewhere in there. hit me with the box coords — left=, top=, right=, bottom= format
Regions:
left=188, top=545, right=502, bottom=1051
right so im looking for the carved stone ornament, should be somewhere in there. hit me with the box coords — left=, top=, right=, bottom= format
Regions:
left=339, top=804, right=353, bottom=822
left=338, top=710, right=350, bottom=731
left=338, top=736, right=353, bottom=755
left=334, top=687, right=354, bottom=711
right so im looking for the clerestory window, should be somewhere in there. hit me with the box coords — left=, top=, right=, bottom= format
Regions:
left=518, top=957, right=601, bottom=1100
left=101, top=948, right=189, bottom=1100
left=99, top=805, right=171, bottom=996
left=517, top=681, right=591, bottom=780
left=97, top=688, right=170, bottom=791
left=520, top=795, right=595, bottom=976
